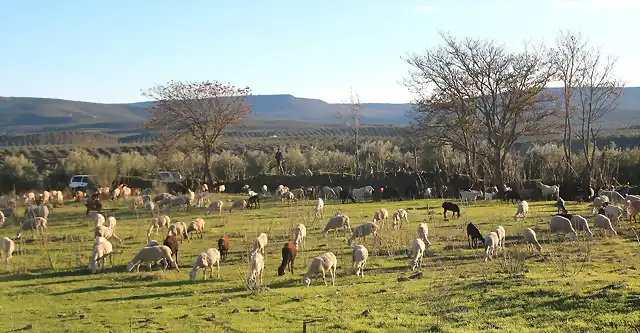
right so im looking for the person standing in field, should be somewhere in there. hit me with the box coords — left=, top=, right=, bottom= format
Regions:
left=275, top=148, right=284, bottom=175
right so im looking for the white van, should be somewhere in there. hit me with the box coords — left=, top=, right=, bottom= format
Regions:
left=69, top=175, right=92, bottom=190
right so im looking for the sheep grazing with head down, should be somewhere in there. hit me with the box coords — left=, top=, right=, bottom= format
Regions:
left=627, top=200, right=640, bottom=223
left=218, top=235, right=230, bottom=260
left=187, top=218, right=205, bottom=239
left=348, top=222, right=379, bottom=246
left=167, top=221, right=189, bottom=242
left=127, top=245, right=179, bottom=272
left=556, top=197, right=568, bottom=215
left=492, top=226, right=506, bottom=249
left=148, top=215, right=170, bottom=237
left=409, top=238, right=426, bottom=270
left=484, top=232, right=499, bottom=262
left=372, top=208, right=389, bottom=226
left=569, top=215, right=594, bottom=240
left=352, top=244, right=368, bottom=277
left=204, top=200, right=224, bottom=216
left=392, top=209, right=408, bottom=230
left=442, top=202, right=460, bottom=219
left=322, top=215, right=352, bottom=237
left=251, top=233, right=268, bottom=257
left=93, top=213, right=105, bottom=228
left=229, top=199, right=247, bottom=213
left=247, top=252, right=264, bottom=288
left=591, top=195, right=609, bottom=215
left=549, top=215, right=577, bottom=240
left=293, top=223, right=306, bottom=250
left=277, top=242, right=297, bottom=276
left=522, top=228, right=542, bottom=253
left=303, top=252, right=337, bottom=287
left=593, top=214, right=617, bottom=236
left=189, top=248, right=221, bottom=280
left=0, top=237, right=15, bottom=263
left=417, top=223, right=431, bottom=247
left=16, top=217, right=47, bottom=240
left=88, top=238, right=113, bottom=274
left=466, top=222, right=484, bottom=248
left=513, top=201, right=529, bottom=221
left=163, top=235, right=180, bottom=266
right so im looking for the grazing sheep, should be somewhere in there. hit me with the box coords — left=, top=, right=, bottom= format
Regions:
left=460, top=190, right=482, bottom=203
left=293, top=223, right=306, bottom=250
left=314, top=198, right=325, bottom=219
left=372, top=208, right=389, bottom=225
left=522, top=228, right=542, bottom=253
left=493, top=226, right=506, bottom=249
left=229, top=199, right=247, bottom=212
left=0, top=237, right=15, bottom=263
left=466, top=222, right=485, bottom=248
left=321, top=215, right=352, bottom=237
left=303, top=252, right=337, bottom=287
left=187, top=218, right=205, bottom=239
left=167, top=221, right=190, bottom=242
left=148, top=215, right=170, bottom=236
left=549, top=215, right=577, bottom=240
left=94, top=224, right=122, bottom=244
left=163, top=235, right=180, bottom=266
left=277, top=242, right=297, bottom=276
left=88, top=238, right=113, bottom=274
left=25, top=204, right=49, bottom=220
left=484, top=232, right=499, bottom=262
left=94, top=213, right=105, bottom=228
left=126, top=245, right=179, bottom=272
left=442, top=201, right=460, bottom=219
left=321, top=186, right=337, bottom=199
left=417, top=223, right=431, bottom=247
left=163, top=197, right=190, bottom=211
left=189, top=248, right=221, bottom=280
left=291, top=188, right=305, bottom=200
left=603, top=205, right=625, bottom=225
left=251, top=233, right=268, bottom=256
left=513, top=200, right=529, bottom=221
left=593, top=214, right=618, bottom=236
left=569, top=215, right=594, bottom=240
left=352, top=244, right=369, bottom=277
left=348, top=222, right=379, bottom=246
left=556, top=197, right=568, bottom=214
left=16, top=217, right=47, bottom=239
left=392, top=209, right=408, bottom=230
left=409, top=238, right=426, bottom=270
left=204, top=200, right=224, bottom=215
left=627, top=200, right=640, bottom=223
left=591, top=195, right=610, bottom=215
left=247, top=252, right=264, bottom=287
left=598, top=190, right=625, bottom=205
left=218, top=235, right=230, bottom=260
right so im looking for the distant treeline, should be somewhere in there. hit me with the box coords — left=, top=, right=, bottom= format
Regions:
left=0, top=132, right=118, bottom=147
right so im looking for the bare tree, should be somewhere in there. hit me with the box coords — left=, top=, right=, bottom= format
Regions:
left=404, top=32, right=559, bottom=187
left=553, top=31, right=590, bottom=179
left=336, top=89, right=363, bottom=178
left=143, top=80, right=252, bottom=185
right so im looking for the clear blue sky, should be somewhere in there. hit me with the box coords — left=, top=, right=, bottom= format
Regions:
left=0, top=0, right=637, bottom=103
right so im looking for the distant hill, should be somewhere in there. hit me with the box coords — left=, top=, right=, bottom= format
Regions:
left=0, top=88, right=639, bottom=133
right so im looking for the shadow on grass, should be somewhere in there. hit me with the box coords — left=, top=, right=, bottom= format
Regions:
left=52, top=284, right=137, bottom=296
left=0, top=269, right=90, bottom=283
left=99, top=291, right=191, bottom=302
left=17, top=276, right=104, bottom=288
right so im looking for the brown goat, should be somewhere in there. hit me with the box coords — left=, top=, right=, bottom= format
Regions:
left=277, top=242, right=297, bottom=276
left=218, top=235, right=230, bottom=261
left=163, top=235, right=180, bottom=267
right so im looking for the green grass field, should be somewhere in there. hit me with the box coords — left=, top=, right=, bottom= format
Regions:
left=1, top=196, right=640, bottom=333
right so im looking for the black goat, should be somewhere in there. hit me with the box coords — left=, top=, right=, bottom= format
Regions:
left=504, top=190, right=522, bottom=204
left=442, top=201, right=460, bottom=219
left=466, top=222, right=485, bottom=248
left=340, top=189, right=356, bottom=204
left=248, top=195, right=260, bottom=209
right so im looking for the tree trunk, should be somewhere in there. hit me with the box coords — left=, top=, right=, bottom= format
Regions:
left=354, top=132, right=359, bottom=179
left=581, top=167, right=591, bottom=201
left=492, top=149, right=505, bottom=191
left=203, top=150, right=215, bottom=186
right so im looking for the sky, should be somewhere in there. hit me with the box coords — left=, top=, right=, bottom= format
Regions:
left=0, top=0, right=638, bottom=104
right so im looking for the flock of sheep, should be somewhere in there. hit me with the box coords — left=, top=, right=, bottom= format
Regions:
left=2, top=182, right=640, bottom=291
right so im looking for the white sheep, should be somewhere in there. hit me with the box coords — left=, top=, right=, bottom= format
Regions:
left=187, top=218, right=206, bottom=239
left=204, top=200, right=224, bottom=215
left=593, top=214, right=618, bottom=236
left=627, top=200, right=640, bottom=222
left=598, top=190, right=625, bottom=205
left=392, top=209, right=408, bottom=230
left=537, top=182, right=559, bottom=199
left=314, top=198, right=324, bottom=219
left=484, top=232, right=499, bottom=262
left=303, top=252, right=337, bottom=287
left=321, top=215, right=352, bottom=237
left=167, top=221, right=190, bottom=241
left=549, top=215, right=577, bottom=240
left=409, top=238, right=425, bottom=270
left=351, top=188, right=365, bottom=202
left=294, top=223, right=306, bottom=250
left=94, top=224, right=122, bottom=244
left=229, top=199, right=247, bottom=212
left=94, top=213, right=105, bottom=228
left=372, top=208, right=389, bottom=226
left=417, top=223, right=431, bottom=247
left=148, top=215, right=170, bottom=236
left=16, top=217, right=47, bottom=239
left=513, top=200, right=529, bottom=221
left=189, top=248, right=221, bottom=280
left=127, top=245, right=179, bottom=272
left=321, top=186, right=337, bottom=199
left=348, top=222, right=379, bottom=246
left=261, top=184, right=268, bottom=194
left=352, top=245, right=368, bottom=277
left=250, top=232, right=268, bottom=256
left=247, top=252, right=264, bottom=287
left=603, top=205, right=625, bottom=225
left=569, top=215, right=594, bottom=240
left=0, top=237, right=15, bottom=263
left=460, top=190, right=482, bottom=203
left=492, top=226, right=506, bottom=249
left=522, top=228, right=542, bottom=253
left=88, top=238, right=113, bottom=274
